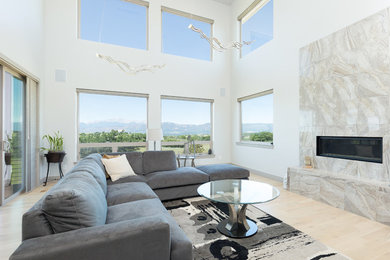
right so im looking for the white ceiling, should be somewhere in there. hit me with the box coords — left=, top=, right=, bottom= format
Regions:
left=211, top=0, right=234, bottom=6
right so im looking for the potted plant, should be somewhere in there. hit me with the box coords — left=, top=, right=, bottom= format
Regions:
left=41, top=131, right=66, bottom=163
left=4, top=133, right=12, bottom=165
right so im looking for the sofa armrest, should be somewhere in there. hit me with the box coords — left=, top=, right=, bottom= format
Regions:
left=10, top=216, right=171, bottom=260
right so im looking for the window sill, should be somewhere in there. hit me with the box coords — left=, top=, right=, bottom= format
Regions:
left=177, top=154, right=215, bottom=159
left=196, top=154, right=215, bottom=159
left=236, top=141, right=274, bottom=149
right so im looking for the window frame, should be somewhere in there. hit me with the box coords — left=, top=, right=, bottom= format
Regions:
left=160, top=95, right=214, bottom=156
left=77, top=0, right=150, bottom=50
left=161, top=6, right=214, bottom=61
left=238, top=0, right=272, bottom=58
left=76, top=88, right=149, bottom=160
left=237, top=89, right=274, bottom=148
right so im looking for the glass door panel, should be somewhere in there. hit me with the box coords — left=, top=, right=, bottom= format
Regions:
left=3, top=71, right=25, bottom=200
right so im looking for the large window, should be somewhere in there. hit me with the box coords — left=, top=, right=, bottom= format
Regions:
left=239, top=0, right=273, bottom=57
left=238, top=90, right=273, bottom=145
left=77, top=90, right=148, bottom=159
left=161, top=96, right=213, bottom=155
left=162, top=7, right=213, bottom=61
left=79, top=0, right=148, bottom=50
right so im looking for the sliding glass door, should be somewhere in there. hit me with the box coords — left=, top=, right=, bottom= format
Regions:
left=2, top=69, right=26, bottom=202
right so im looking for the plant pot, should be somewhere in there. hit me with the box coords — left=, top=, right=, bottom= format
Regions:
left=45, top=151, right=66, bottom=163
left=4, top=152, right=11, bottom=165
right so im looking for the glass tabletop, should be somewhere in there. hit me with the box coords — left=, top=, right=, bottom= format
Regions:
left=197, top=179, right=280, bottom=205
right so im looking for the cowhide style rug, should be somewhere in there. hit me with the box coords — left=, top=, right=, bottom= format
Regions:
left=163, top=198, right=350, bottom=260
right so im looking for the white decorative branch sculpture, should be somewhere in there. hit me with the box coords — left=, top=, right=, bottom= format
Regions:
left=188, top=24, right=254, bottom=52
left=97, top=54, right=165, bottom=75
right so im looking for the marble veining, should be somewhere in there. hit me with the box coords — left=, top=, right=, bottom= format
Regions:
left=299, top=7, right=390, bottom=181
left=287, top=167, right=390, bottom=225
left=294, top=7, right=390, bottom=225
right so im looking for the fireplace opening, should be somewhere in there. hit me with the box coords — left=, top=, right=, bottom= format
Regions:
left=316, top=136, right=383, bottom=163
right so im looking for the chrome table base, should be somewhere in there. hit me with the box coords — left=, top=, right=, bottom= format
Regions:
left=217, top=204, right=258, bottom=238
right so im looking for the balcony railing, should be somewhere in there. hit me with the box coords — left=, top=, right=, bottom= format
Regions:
left=78, top=142, right=147, bottom=159
left=161, top=140, right=212, bottom=156
left=78, top=140, right=212, bottom=159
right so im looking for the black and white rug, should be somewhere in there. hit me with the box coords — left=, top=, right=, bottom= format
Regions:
left=163, top=198, right=350, bottom=260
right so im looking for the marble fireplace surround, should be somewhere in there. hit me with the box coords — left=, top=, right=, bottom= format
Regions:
left=289, top=7, right=390, bottom=225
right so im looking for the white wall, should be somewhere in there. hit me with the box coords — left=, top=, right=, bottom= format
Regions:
left=230, top=0, right=390, bottom=178
left=42, top=0, right=233, bottom=174
left=0, top=0, right=45, bottom=181
left=0, top=0, right=44, bottom=78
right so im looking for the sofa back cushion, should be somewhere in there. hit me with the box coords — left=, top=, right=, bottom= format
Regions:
left=22, top=193, right=56, bottom=240
left=69, top=154, right=108, bottom=195
left=83, top=153, right=105, bottom=171
left=106, top=152, right=144, bottom=174
left=143, top=151, right=177, bottom=174
left=42, top=172, right=107, bottom=233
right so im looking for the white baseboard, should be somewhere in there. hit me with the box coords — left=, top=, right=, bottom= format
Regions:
left=232, top=164, right=283, bottom=182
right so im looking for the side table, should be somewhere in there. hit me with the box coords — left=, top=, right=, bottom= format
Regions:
left=177, top=155, right=195, bottom=167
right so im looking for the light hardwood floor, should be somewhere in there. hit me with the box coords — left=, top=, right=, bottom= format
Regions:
left=1, top=174, right=390, bottom=260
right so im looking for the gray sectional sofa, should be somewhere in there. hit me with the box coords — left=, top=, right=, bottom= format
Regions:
left=10, top=151, right=249, bottom=260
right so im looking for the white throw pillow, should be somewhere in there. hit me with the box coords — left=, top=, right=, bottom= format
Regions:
left=101, top=154, right=136, bottom=182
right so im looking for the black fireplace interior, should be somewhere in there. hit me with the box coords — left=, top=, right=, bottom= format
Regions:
left=316, top=136, right=383, bottom=163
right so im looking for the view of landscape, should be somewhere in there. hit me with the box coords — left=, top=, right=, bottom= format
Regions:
left=241, top=93, right=273, bottom=144
left=78, top=92, right=273, bottom=158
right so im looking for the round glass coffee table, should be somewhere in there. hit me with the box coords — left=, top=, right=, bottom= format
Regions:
left=197, top=179, right=280, bottom=238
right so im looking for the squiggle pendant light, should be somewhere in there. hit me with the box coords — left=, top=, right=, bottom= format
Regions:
left=97, top=54, right=166, bottom=75
left=188, top=24, right=254, bottom=52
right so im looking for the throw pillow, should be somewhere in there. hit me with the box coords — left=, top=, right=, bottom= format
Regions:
left=101, top=154, right=136, bottom=182
left=102, top=154, right=120, bottom=179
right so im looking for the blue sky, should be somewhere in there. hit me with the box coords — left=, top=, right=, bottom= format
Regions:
left=79, top=94, right=211, bottom=125
left=79, top=93, right=147, bottom=123
left=162, top=11, right=211, bottom=61
left=80, top=0, right=211, bottom=60
left=241, top=94, right=273, bottom=124
left=162, top=99, right=210, bottom=125
left=80, top=0, right=147, bottom=49
left=242, top=0, right=273, bottom=56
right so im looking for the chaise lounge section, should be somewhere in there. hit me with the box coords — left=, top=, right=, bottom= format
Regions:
left=10, top=151, right=249, bottom=260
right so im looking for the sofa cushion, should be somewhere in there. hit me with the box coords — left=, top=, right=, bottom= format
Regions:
left=22, top=195, right=54, bottom=241
left=83, top=153, right=105, bottom=172
left=106, top=182, right=158, bottom=206
left=106, top=174, right=146, bottom=185
left=106, top=198, right=192, bottom=260
left=106, top=198, right=165, bottom=224
left=69, top=157, right=108, bottom=195
left=42, top=172, right=107, bottom=233
left=105, top=152, right=144, bottom=174
left=143, top=150, right=177, bottom=174
left=196, top=164, right=250, bottom=181
left=145, top=167, right=209, bottom=189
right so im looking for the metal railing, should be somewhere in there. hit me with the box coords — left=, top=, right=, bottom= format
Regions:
left=78, top=142, right=147, bottom=159
left=78, top=140, right=212, bottom=159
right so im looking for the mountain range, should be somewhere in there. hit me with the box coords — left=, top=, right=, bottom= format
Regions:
left=80, top=121, right=273, bottom=135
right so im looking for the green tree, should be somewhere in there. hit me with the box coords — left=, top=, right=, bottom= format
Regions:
left=79, top=130, right=147, bottom=143
left=250, top=131, right=273, bottom=142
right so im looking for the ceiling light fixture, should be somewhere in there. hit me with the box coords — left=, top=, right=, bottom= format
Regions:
left=188, top=24, right=253, bottom=52
left=97, top=54, right=165, bottom=75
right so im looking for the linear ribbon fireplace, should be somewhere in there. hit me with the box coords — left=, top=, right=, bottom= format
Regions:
left=316, top=136, right=383, bottom=163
